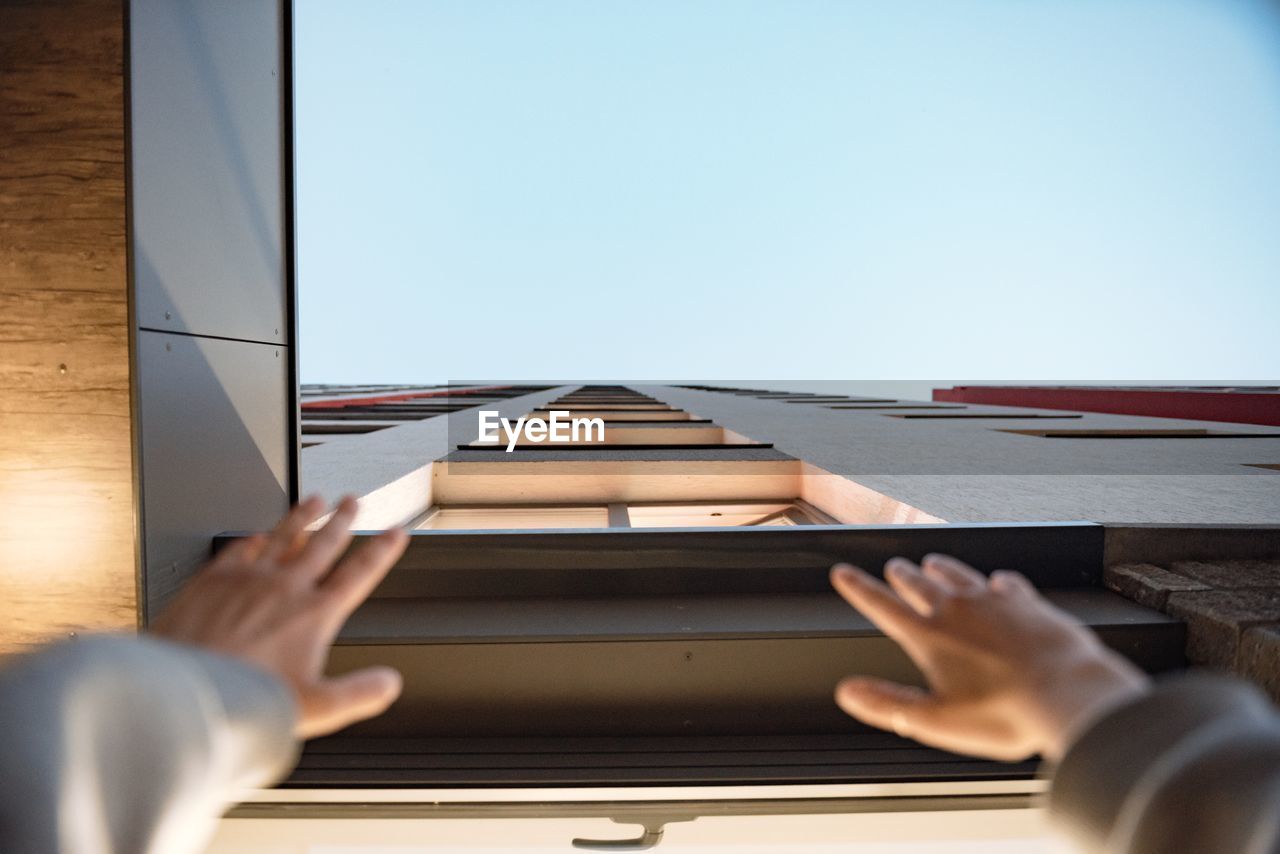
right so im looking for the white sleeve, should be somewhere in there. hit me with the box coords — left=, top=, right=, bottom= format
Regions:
left=1048, top=672, right=1280, bottom=854
left=0, top=634, right=299, bottom=854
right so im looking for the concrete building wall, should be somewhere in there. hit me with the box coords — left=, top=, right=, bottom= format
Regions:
left=651, top=386, right=1280, bottom=524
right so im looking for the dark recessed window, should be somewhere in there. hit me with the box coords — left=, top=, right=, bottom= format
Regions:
left=301, top=423, right=393, bottom=435
left=999, top=428, right=1280, bottom=439
left=826, top=404, right=965, bottom=410
left=886, top=413, right=1084, bottom=420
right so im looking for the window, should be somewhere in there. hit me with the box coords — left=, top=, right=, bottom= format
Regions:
left=457, top=390, right=772, bottom=449
left=416, top=505, right=611, bottom=530
left=885, top=413, right=1084, bottom=420
left=826, top=404, right=966, bottom=410
left=300, top=422, right=391, bottom=435
left=1000, top=428, right=1280, bottom=438
left=413, top=499, right=835, bottom=531
left=627, top=500, right=834, bottom=527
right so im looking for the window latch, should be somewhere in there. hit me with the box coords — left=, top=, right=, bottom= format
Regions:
left=572, top=815, right=695, bottom=851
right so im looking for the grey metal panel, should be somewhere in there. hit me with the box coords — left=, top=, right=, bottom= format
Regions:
left=215, top=522, right=1101, bottom=598
left=137, top=331, right=289, bottom=617
left=325, top=594, right=1182, bottom=742
left=283, top=732, right=1038, bottom=787
left=129, top=0, right=287, bottom=344
left=335, top=589, right=1178, bottom=646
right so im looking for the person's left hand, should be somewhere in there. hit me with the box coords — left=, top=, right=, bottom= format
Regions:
left=151, top=496, right=409, bottom=739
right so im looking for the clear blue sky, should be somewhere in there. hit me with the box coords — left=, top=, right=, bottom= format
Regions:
left=296, top=0, right=1280, bottom=384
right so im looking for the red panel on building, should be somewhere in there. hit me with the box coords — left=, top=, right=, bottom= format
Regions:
left=932, top=386, right=1280, bottom=427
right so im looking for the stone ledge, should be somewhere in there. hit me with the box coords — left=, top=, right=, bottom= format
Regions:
left=1104, top=563, right=1211, bottom=611
left=1169, top=559, right=1280, bottom=590
left=1239, top=625, right=1280, bottom=700
left=1105, top=553, right=1280, bottom=702
left=1165, top=589, right=1280, bottom=669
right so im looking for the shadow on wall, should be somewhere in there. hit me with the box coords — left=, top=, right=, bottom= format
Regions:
left=133, top=258, right=290, bottom=619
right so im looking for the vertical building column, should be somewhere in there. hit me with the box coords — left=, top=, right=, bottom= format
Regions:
left=129, top=0, right=295, bottom=619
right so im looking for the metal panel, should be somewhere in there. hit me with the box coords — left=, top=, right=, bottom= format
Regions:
left=285, top=732, right=1040, bottom=788
left=137, top=331, right=290, bottom=617
left=335, top=589, right=1177, bottom=646
left=278, top=588, right=1179, bottom=786
left=214, top=522, right=1102, bottom=598
left=322, top=590, right=1180, bottom=741
left=129, top=0, right=287, bottom=344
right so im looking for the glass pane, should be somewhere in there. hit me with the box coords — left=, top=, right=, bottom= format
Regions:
left=416, top=506, right=609, bottom=530
left=627, top=503, right=799, bottom=528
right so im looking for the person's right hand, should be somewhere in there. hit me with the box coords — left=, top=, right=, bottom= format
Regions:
left=152, top=496, right=409, bottom=739
left=831, top=554, right=1150, bottom=762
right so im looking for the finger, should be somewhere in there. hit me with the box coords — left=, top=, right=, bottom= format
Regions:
left=320, top=528, right=409, bottom=612
left=884, top=557, right=948, bottom=617
left=297, top=666, right=403, bottom=739
left=288, top=497, right=359, bottom=581
left=830, top=563, right=927, bottom=646
left=835, top=676, right=941, bottom=742
left=205, top=533, right=267, bottom=572
left=922, top=553, right=986, bottom=593
left=990, top=569, right=1037, bottom=597
left=259, top=496, right=326, bottom=563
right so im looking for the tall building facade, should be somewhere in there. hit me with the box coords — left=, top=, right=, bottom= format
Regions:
left=279, top=383, right=1280, bottom=789
left=302, top=382, right=1280, bottom=527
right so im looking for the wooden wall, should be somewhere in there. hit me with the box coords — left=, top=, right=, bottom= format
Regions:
left=0, top=0, right=136, bottom=654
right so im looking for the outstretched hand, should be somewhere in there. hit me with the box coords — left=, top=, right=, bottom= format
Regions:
left=831, top=554, right=1149, bottom=762
left=152, top=496, right=409, bottom=739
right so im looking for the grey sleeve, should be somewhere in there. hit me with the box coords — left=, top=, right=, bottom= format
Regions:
left=1048, top=672, right=1280, bottom=854
left=0, top=634, right=299, bottom=854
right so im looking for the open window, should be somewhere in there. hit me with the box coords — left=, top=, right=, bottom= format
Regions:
left=267, top=385, right=1190, bottom=795
left=414, top=499, right=836, bottom=530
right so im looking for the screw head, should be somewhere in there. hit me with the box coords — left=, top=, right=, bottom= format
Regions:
left=58, top=363, right=67, bottom=375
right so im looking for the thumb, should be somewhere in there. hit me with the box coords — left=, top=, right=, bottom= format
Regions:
left=297, top=666, right=403, bottom=739
left=835, top=676, right=939, bottom=740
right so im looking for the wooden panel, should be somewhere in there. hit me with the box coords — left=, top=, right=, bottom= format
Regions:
left=0, top=0, right=136, bottom=654
left=431, top=459, right=802, bottom=506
